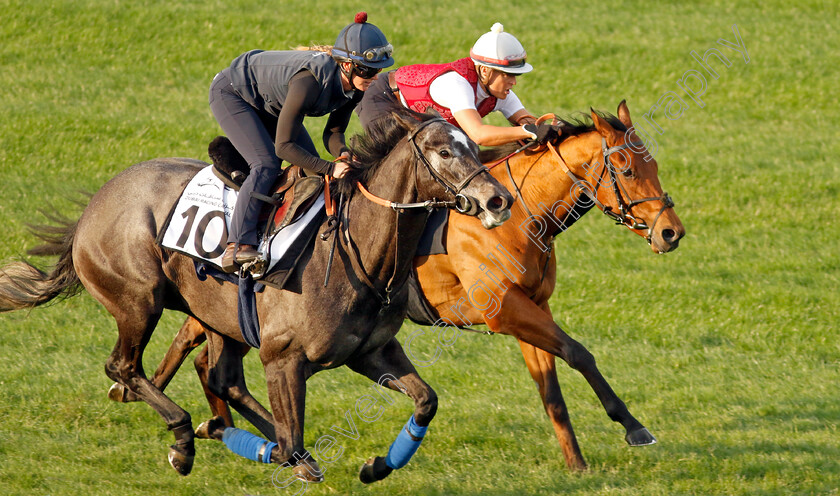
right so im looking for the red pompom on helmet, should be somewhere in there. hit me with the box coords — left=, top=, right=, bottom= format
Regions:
left=354, top=11, right=368, bottom=24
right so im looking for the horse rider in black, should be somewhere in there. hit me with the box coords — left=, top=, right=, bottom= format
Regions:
left=209, top=12, right=394, bottom=272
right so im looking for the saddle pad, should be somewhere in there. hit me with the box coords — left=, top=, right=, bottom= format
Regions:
left=159, top=165, right=324, bottom=274
left=405, top=267, right=440, bottom=326
left=415, top=208, right=449, bottom=256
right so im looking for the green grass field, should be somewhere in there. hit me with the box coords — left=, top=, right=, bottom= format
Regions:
left=1, top=0, right=838, bottom=494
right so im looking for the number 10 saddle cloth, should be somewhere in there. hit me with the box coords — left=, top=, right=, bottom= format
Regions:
left=157, top=136, right=325, bottom=289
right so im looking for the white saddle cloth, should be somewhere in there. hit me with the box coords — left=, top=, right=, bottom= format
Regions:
left=160, top=165, right=323, bottom=273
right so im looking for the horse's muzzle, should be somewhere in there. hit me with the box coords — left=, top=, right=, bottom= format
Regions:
left=650, top=225, right=685, bottom=253
left=476, top=191, right=513, bottom=229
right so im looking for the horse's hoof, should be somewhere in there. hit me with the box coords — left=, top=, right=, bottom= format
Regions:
left=195, top=416, right=226, bottom=440
left=626, top=427, right=657, bottom=446
left=108, top=382, right=139, bottom=403
left=168, top=445, right=195, bottom=476
left=359, top=456, right=393, bottom=484
left=293, top=460, right=324, bottom=483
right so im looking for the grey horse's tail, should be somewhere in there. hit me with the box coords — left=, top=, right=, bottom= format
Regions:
left=0, top=214, right=82, bottom=311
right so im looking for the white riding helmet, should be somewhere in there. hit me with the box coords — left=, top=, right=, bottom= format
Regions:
left=470, top=23, right=533, bottom=75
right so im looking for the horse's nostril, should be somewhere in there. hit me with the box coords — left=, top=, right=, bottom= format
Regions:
left=662, top=229, right=677, bottom=243
left=488, top=196, right=505, bottom=212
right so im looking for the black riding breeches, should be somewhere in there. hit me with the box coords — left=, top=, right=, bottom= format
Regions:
left=209, top=70, right=317, bottom=246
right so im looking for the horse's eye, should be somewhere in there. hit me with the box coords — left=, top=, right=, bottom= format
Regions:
left=623, top=167, right=635, bottom=179
left=439, top=150, right=450, bottom=158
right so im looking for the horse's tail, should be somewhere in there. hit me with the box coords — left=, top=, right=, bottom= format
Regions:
left=0, top=215, right=82, bottom=311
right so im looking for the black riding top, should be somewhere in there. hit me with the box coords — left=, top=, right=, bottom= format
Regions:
left=226, top=49, right=362, bottom=174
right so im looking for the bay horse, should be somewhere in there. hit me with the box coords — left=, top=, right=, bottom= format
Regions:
left=415, top=102, right=684, bottom=469
left=0, top=112, right=514, bottom=482
left=110, top=101, right=685, bottom=471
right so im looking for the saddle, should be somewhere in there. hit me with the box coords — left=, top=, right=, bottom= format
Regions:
left=207, top=136, right=323, bottom=237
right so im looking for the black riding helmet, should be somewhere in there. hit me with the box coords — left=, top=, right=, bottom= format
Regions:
left=332, top=12, right=394, bottom=82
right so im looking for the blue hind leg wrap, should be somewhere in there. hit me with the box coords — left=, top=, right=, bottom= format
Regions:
left=222, top=427, right=277, bottom=463
left=385, top=415, right=428, bottom=470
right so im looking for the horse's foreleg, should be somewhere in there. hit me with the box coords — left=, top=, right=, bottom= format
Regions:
left=518, top=339, right=587, bottom=470
left=193, top=344, right=234, bottom=429
left=258, top=352, right=324, bottom=483
left=108, top=316, right=207, bottom=403
left=490, top=286, right=656, bottom=447
left=347, top=338, right=437, bottom=484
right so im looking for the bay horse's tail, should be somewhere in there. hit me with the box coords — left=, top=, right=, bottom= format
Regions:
left=0, top=214, right=82, bottom=311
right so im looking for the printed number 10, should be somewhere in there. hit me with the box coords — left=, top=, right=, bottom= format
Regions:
left=175, top=205, right=228, bottom=258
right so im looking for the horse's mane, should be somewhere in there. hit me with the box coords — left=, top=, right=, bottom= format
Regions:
left=478, top=110, right=628, bottom=164
left=331, top=109, right=438, bottom=199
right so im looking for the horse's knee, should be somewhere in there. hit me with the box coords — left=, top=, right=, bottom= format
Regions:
left=206, top=372, right=245, bottom=404
left=181, top=318, right=207, bottom=345
left=223, top=385, right=251, bottom=404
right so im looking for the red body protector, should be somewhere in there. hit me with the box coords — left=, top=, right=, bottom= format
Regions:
left=394, top=58, right=497, bottom=127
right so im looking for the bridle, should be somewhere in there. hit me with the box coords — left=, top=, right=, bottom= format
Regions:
left=327, top=117, right=493, bottom=308
left=480, top=129, right=675, bottom=289
left=546, top=137, right=674, bottom=244
left=352, top=118, right=490, bottom=214
left=405, top=117, right=490, bottom=214
left=516, top=113, right=675, bottom=244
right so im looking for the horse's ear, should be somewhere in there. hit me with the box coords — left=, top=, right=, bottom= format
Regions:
left=591, top=108, right=615, bottom=138
left=390, top=111, right=418, bottom=132
left=617, top=100, right=633, bottom=127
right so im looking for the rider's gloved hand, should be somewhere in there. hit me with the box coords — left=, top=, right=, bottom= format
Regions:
left=522, top=122, right=559, bottom=144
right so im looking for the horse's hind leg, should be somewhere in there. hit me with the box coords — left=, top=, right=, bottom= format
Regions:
left=103, top=312, right=197, bottom=475
left=107, top=317, right=236, bottom=428
left=80, top=260, right=197, bottom=474
left=518, top=339, right=586, bottom=470
left=108, top=316, right=207, bottom=404
left=202, top=332, right=273, bottom=438
left=347, top=338, right=438, bottom=484
left=490, top=287, right=656, bottom=447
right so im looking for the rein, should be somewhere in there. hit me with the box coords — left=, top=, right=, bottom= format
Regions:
left=485, top=140, right=539, bottom=170
left=332, top=117, right=490, bottom=310
left=356, top=182, right=457, bottom=210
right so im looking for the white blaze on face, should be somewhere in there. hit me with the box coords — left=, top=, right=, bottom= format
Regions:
left=448, top=127, right=472, bottom=155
